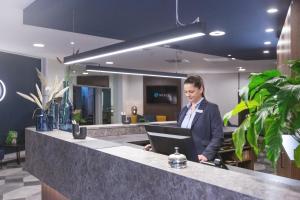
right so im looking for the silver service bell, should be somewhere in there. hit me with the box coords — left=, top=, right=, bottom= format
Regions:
left=168, top=147, right=187, bottom=169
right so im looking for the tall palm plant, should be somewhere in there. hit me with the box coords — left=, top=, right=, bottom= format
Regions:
left=224, top=59, right=300, bottom=167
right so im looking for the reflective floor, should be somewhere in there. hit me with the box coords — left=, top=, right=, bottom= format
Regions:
left=0, top=152, right=41, bottom=200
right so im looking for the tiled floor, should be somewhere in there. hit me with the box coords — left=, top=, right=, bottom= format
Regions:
left=0, top=152, right=41, bottom=200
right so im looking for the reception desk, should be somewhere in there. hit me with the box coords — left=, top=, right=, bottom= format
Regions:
left=25, top=128, right=300, bottom=200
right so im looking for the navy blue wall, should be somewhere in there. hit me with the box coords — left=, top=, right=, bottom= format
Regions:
left=0, top=51, right=41, bottom=146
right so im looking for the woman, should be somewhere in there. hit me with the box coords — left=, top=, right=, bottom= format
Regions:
left=178, top=75, right=223, bottom=162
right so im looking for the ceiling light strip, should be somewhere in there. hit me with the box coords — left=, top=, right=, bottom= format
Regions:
left=64, top=23, right=205, bottom=65
left=86, top=66, right=187, bottom=79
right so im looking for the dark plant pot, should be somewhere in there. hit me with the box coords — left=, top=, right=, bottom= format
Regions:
left=72, top=125, right=87, bottom=139
left=121, top=115, right=131, bottom=124
left=36, top=113, right=54, bottom=131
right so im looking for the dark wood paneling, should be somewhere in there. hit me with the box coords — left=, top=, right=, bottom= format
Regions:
left=143, top=77, right=181, bottom=121
left=277, top=0, right=300, bottom=75
left=77, top=75, right=109, bottom=87
left=276, top=149, right=300, bottom=180
left=42, top=183, right=69, bottom=200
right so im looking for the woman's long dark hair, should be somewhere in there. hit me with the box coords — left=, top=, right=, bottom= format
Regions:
left=184, top=75, right=205, bottom=96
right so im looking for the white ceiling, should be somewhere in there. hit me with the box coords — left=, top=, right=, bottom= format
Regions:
left=0, top=0, right=276, bottom=74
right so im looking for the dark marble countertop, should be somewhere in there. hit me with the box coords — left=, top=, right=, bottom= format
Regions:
left=25, top=128, right=300, bottom=200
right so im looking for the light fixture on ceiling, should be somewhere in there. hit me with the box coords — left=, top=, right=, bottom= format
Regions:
left=82, top=72, right=89, bottom=75
left=237, top=67, right=246, bottom=72
left=64, top=22, right=205, bottom=65
left=263, top=50, right=270, bottom=54
left=227, top=54, right=232, bottom=57
left=265, top=28, right=274, bottom=33
left=267, top=8, right=278, bottom=14
left=231, top=58, right=236, bottom=60
left=264, top=41, right=271, bottom=45
left=86, top=65, right=187, bottom=79
left=105, top=61, right=114, bottom=65
left=70, top=41, right=75, bottom=45
left=33, top=43, right=45, bottom=48
left=209, top=30, right=226, bottom=36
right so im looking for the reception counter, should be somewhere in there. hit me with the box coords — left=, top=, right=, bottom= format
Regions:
left=25, top=128, right=300, bottom=200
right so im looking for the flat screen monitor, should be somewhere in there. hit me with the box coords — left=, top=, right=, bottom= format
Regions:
left=145, top=125, right=198, bottom=161
left=146, top=86, right=178, bottom=104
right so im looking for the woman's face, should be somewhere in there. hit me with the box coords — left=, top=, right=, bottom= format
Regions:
left=184, top=83, right=203, bottom=104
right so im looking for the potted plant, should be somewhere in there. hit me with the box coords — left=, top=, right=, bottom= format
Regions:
left=6, top=130, right=18, bottom=145
left=16, top=68, right=69, bottom=131
left=223, top=59, right=300, bottom=167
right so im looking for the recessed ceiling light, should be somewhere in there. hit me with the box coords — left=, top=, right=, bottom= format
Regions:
left=265, top=28, right=274, bottom=33
left=105, top=61, right=114, bottom=65
left=237, top=67, right=246, bottom=72
left=264, top=41, right=271, bottom=45
left=82, top=72, right=89, bottom=75
left=267, top=8, right=278, bottom=14
left=70, top=41, right=75, bottom=45
left=263, top=50, right=270, bottom=54
left=231, top=58, right=236, bottom=60
left=72, top=70, right=76, bottom=73
left=33, top=43, right=45, bottom=48
left=227, top=54, right=232, bottom=57
left=209, top=30, right=226, bottom=36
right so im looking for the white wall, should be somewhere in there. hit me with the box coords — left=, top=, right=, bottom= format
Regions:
left=122, top=75, right=144, bottom=115
left=44, top=58, right=66, bottom=85
left=201, top=73, right=250, bottom=124
left=110, top=74, right=144, bottom=123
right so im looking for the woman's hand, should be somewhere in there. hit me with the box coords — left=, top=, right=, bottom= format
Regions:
left=198, top=154, right=208, bottom=162
left=144, top=144, right=152, bottom=151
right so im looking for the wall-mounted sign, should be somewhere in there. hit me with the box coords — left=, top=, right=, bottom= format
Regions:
left=0, top=79, right=6, bottom=102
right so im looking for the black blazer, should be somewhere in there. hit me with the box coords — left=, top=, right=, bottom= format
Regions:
left=177, top=98, right=224, bottom=160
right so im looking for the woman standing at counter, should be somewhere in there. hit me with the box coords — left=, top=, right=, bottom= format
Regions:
left=178, top=75, right=224, bottom=162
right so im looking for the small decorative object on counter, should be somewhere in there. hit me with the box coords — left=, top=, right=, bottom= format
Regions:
left=16, top=68, right=69, bottom=132
left=168, top=147, right=187, bottom=169
left=121, top=112, right=131, bottom=124
left=36, top=110, right=53, bottom=131
left=72, top=120, right=87, bottom=139
left=59, top=81, right=73, bottom=132
left=131, top=106, right=137, bottom=115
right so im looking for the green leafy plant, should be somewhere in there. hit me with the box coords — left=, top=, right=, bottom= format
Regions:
left=6, top=130, right=18, bottom=145
left=72, top=109, right=86, bottom=124
left=224, top=59, right=300, bottom=167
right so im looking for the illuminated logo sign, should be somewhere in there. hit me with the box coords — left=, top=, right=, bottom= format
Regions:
left=0, top=80, right=6, bottom=102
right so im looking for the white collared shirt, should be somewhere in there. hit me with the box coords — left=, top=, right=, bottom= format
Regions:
left=181, top=98, right=204, bottom=129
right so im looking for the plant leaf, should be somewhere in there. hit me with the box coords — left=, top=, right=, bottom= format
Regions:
left=30, top=93, right=43, bottom=109
left=16, top=92, right=36, bottom=104
left=35, top=84, right=43, bottom=104
left=246, top=115, right=259, bottom=155
left=35, top=68, right=48, bottom=87
left=264, top=118, right=283, bottom=167
left=223, top=100, right=258, bottom=126
left=54, top=87, right=69, bottom=98
left=232, top=117, right=250, bottom=160
left=294, top=145, right=300, bottom=168
left=290, top=59, right=300, bottom=75
left=249, top=70, right=281, bottom=97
